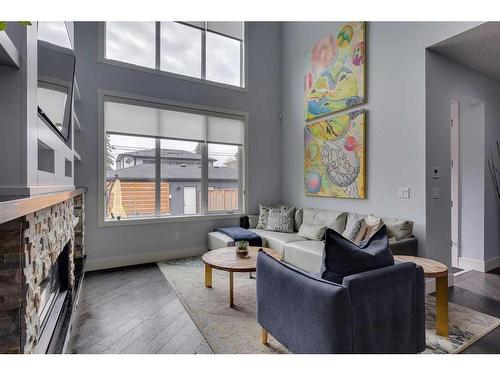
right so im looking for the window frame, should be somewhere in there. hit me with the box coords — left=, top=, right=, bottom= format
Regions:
left=97, top=89, right=249, bottom=227
left=97, top=22, right=248, bottom=92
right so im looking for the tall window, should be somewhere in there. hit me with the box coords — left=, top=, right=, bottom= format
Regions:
left=38, top=22, right=73, bottom=49
left=104, top=22, right=245, bottom=88
left=103, top=96, right=245, bottom=221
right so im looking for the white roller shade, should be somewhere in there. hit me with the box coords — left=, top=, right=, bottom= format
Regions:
left=207, top=22, right=243, bottom=40
left=183, top=21, right=205, bottom=29
left=105, top=101, right=205, bottom=142
left=207, top=116, right=244, bottom=145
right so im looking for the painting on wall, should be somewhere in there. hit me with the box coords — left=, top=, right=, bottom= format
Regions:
left=304, top=109, right=366, bottom=199
left=304, top=22, right=365, bottom=121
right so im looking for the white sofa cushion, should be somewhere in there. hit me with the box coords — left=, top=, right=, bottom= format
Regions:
left=302, top=208, right=347, bottom=233
left=283, top=240, right=325, bottom=273
left=250, top=229, right=303, bottom=255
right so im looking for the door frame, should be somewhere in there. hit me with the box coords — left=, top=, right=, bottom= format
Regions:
left=450, top=99, right=460, bottom=268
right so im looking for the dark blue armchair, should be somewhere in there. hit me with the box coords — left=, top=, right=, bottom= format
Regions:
left=256, top=251, right=426, bottom=353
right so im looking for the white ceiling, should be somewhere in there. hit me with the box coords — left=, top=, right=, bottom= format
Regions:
left=429, top=22, right=500, bottom=81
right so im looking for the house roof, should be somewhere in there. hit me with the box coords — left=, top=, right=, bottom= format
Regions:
left=107, top=163, right=238, bottom=181
left=115, top=148, right=215, bottom=162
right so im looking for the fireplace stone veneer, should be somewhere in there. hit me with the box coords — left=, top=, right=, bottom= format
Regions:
left=0, top=189, right=85, bottom=354
left=23, top=200, right=75, bottom=353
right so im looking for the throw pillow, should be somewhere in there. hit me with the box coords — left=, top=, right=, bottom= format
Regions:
left=294, top=208, right=303, bottom=232
left=342, top=217, right=367, bottom=245
left=248, top=214, right=259, bottom=229
left=266, top=207, right=296, bottom=233
left=321, top=225, right=394, bottom=284
left=297, top=223, right=327, bottom=240
left=256, top=204, right=271, bottom=229
left=363, top=215, right=384, bottom=241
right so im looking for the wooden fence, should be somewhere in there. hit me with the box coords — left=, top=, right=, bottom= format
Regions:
left=107, top=181, right=170, bottom=218
left=208, top=189, right=238, bottom=212
left=107, top=181, right=238, bottom=217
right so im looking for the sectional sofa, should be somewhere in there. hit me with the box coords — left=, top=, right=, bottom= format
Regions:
left=208, top=207, right=418, bottom=273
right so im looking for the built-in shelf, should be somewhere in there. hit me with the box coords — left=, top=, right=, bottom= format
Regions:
left=73, top=113, right=81, bottom=132
left=0, top=31, right=21, bottom=68
left=74, top=150, right=82, bottom=163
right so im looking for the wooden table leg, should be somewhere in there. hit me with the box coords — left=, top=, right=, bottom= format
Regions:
left=261, top=327, right=268, bottom=345
left=229, top=271, right=234, bottom=307
left=205, top=264, right=212, bottom=288
left=435, top=273, right=449, bottom=336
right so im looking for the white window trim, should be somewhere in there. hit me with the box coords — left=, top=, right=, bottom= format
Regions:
left=97, top=22, right=249, bottom=93
left=97, top=88, right=249, bottom=227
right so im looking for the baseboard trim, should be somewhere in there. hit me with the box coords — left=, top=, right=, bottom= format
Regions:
left=85, top=246, right=207, bottom=271
left=458, top=256, right=500, bottom=272
left=425, top=273, right=454, bottom=295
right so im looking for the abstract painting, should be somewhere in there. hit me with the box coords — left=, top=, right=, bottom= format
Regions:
left=304, top=22, right=365, bottom=121
left=304, top=109, right=366, bottom=199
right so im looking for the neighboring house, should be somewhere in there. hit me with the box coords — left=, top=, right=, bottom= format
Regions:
left=107, top=149, right=239, bottom=217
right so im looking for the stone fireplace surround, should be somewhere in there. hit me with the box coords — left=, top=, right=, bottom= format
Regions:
left=0, top=189, right=85, bottom=354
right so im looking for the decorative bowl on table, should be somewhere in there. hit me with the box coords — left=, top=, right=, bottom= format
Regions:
left=235, top=240, right=249, bottom=258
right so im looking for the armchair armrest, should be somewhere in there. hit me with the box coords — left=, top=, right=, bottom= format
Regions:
left=342, top=262, right=426, bottom=353
left=256, top=251, right=353, bottom=353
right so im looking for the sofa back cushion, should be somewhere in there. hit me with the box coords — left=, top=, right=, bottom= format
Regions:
left=302, top=208, right=347, bottom=233
left=382, top=217, right=414, bottom=240
left=321, top=225, right=394, bottom=284
left=346, top=213, right=414, bottom=241
left=297, top=223, right=326, bottom=240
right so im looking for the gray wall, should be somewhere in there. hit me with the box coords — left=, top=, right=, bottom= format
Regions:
left=73, top=22, right=282, bottom=269
left=426, top=51, right=500, bottom=267
left=280, top=22, right=480, bottom=260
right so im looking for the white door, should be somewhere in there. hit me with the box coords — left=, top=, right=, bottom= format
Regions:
left=183, top=187, right=197, bottom=215
left=450, top=100, right=460, bottom=268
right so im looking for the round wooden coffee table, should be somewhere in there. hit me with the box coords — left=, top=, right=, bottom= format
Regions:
left=394, top=255, right=449, bottom=337
left=202, top=246, right=281, bottom=308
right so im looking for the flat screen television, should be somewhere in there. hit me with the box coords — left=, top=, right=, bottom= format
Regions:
left=37, top=40, right=76, bottom=144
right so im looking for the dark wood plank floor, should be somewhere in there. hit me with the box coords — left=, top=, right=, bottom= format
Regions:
left=69, top=263, right=500, bottom=354
left=69, top=263, right=213, bottom=354
left=450, top=267, right=500, bottom=354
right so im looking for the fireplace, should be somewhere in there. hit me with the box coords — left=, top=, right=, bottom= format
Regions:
left=0, top=189, right=86, bottom=354
left=36, top=243, right=70, bottom=353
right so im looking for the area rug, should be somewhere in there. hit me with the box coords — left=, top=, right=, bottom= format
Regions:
left=157, top=257, right=500, bottom=354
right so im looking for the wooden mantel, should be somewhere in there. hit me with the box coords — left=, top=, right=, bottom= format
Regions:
left=0, top=188, right=86, bottom=225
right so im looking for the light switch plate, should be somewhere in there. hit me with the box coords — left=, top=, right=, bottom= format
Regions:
left=399, top=187, right=410, bottom=199
left=432, top=167, right=440, bottom=179
left=432, top=187, right=439, bottom=199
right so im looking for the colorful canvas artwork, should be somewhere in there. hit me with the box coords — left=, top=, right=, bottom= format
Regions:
left=304, top=109, right=366, bottom=199
left=304, top=22, right=365, bottom=121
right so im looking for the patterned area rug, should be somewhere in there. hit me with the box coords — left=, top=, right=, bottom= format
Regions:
left=157, top=257, right=500, bottom=354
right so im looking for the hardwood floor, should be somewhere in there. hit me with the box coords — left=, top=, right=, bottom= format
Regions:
left=450, top=267, right=500, bottom=354
left=69, top=263, right=500, bottom=354
left=69, top=263, right=213, bottom=354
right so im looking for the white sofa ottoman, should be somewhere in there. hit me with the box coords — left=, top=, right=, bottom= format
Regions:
left=208, top=231, right=235, bottom=250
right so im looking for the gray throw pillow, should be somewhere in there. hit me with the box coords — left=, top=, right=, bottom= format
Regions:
left=294, top=208, right=303, bottom=232
left=256, top=204, right=271, bottom=229
left=266, top=207, right=296, bottom=233
left=248, top=214, right=259, bottom=229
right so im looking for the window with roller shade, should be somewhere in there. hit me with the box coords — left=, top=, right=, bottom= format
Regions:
left=103, top=96, right=245, bottom=221
left=104, top=21, right=245, bottom=88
